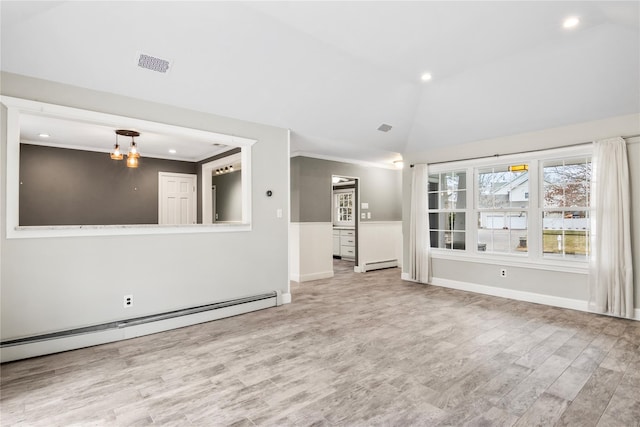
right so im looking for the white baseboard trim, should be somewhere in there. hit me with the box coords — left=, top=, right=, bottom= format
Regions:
left=401, top=272, right=419, bottom=282
left=361, top=259, right=398, bottom=272
left=430, top=277, right=588, bottom=312
left=290, top=271, right=334, bottom=283
left=1, top=298, right=276, bottom=363
left=281, top=292, right=292, bottom=304
left=404, top=275, right=640, bottom=321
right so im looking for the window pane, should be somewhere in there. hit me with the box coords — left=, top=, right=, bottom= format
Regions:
left=477, top=211, right=528, bottom=253
left=428, top=170, right=467, bottom=251
left=429, top=230, right=466, bottom=250
left=543, top=159, right=591, bottom=208
left=478, top=166, right=529, bottom=209
left=429, top=212, right=443, bottom=229
left=428, top=191, right=438, bottom=210
left=443, top=171, right=466, bottom=190
left=439, top=190, right=466, bottom=210
left=542, top=210, right=590, bottom=259
left=429, top=230, right=438, bottom=248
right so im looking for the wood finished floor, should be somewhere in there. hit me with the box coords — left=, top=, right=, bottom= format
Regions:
left=2, top=260, right=640, bottom=426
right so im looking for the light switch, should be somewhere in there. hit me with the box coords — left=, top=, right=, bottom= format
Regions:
left=276, top=208, right=283, bottom=218
left=361, top=202, right=369, bottom=209
left=367, top=212, right=371, bottom=219
left=361, top=213, right=366, bottom=219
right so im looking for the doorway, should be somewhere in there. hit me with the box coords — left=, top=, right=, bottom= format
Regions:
left=331, top=175, right=359, bottom=270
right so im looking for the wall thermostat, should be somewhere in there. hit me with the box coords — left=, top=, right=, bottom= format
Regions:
left=266, top=190, right=273, bottom=197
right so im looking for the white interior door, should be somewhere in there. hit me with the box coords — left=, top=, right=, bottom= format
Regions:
left=159, top=172, right=197, bottom=224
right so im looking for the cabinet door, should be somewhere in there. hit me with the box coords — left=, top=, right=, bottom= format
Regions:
left=340, top=245, right=356, bottom=259
left=340, top=235, right=356, bottom=246
left=333, top=235, right=340, bottom=256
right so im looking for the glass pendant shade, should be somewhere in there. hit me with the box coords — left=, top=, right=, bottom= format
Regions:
left=110, top=144, right=123, bottom=160
left=126, top=155, right=139, bottom=168
left=128, top=140, right=140, bottom=158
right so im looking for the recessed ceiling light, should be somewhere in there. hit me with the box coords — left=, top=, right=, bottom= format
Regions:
left=421, top=72, right=432, bottom=82
left=563, top=16, right=579, bottom=29
left=39, top=133, right=50, bottom=138
left=169, top=149, right=177, bottom=154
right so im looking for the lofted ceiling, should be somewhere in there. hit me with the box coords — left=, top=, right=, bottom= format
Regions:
left=1, top=1, right=638, bottom=166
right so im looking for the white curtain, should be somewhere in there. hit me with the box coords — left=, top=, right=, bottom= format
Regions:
left=409, top=164, right=430, bottom=283
left=589, top=137, right=634, bottom=318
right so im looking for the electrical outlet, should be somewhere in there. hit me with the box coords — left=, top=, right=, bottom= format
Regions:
left=123, top=294, right=133, bottom=308
left=500, top=268, right=507, bottom=278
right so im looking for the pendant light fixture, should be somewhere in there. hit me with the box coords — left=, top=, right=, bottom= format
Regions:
left=110, top=132, right=124, bottom=160
left=112, top=129, right=141, bottom=167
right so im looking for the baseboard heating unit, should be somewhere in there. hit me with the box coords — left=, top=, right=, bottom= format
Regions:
left=361, top=259, right=398, bottom=272
left=1, top=291, right=282, bottom=363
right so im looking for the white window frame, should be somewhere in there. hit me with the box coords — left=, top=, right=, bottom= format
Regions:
left=427, top=145, right=592, bottom=274
left=427, top=170, right=468, bottom=251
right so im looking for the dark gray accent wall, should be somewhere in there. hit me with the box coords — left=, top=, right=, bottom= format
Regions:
left=19, top=144, right=197, bottom=225
left=290, top=156, right=402, bottom=222
left=212, top=170, right=242, bottom=222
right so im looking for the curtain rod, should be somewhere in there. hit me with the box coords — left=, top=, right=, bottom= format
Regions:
left=410, top=133, right=640, bottom=168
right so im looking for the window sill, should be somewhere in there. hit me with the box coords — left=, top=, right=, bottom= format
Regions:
left=430, top=249, right=589, bottom=275
left=11, top=223, right=252, bottom=239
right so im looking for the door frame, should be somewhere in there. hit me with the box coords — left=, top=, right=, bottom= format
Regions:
left=330, top=174, right=360, bottom=270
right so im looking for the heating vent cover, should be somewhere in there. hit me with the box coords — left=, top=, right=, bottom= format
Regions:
left=377, top=123, right=393, bottom=132
left=138, top=53, right=171, bottom=73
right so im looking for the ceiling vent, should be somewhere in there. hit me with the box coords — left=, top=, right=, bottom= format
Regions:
left=377, top=123, right=393, bottom=132
left=137, top=53, right=171, bottom=73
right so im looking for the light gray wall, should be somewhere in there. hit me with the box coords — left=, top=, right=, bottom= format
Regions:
left=212, top=170, right=242, bottom=222
left=19, top=144, right=197, bottom=225
left=1, top=72, right=290, bottom=340
left=290, top=156, right=401, bottom=223
left=402, top=114, right=640, bottom=309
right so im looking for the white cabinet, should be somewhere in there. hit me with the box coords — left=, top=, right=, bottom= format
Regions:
left=334, top=228, right=355, bottom=260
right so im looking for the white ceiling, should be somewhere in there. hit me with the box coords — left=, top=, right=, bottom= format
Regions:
left=19, top=113, right=231, bottom=162
left=1, top=1, right=638, bottom=166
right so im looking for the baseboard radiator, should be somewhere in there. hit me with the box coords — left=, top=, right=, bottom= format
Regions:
left=362, top=259, right=398, bottom=272
left=1, top=291, right=281, bottom=363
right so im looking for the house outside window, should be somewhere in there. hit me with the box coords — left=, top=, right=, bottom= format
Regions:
left=542, top=157, right=591, bottom=260
left=477, top=165, right=529, bottom=254
left=425, top=145, right=592, bottom=269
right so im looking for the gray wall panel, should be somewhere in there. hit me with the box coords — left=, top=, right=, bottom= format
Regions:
left=211, top=170, right=242, bottom=222
left=19, top=144, right=196, bottom=226
left=291, top=156, right=401, bottom=223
